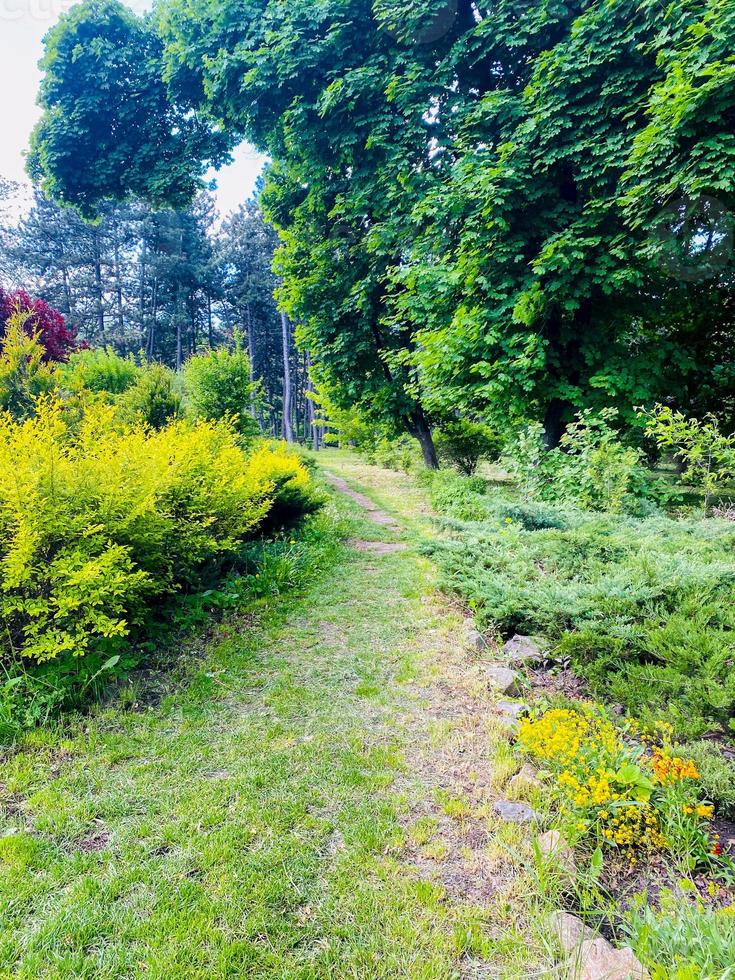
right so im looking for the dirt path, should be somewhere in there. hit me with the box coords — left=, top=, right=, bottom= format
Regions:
left=323, top=473, right=401, bottom=529
left=320, top=454, right=547, bottom=978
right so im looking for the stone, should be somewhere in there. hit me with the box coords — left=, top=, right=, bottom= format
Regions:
left=537, top=830, right=576, bottom=874
left=570, top=938, right=648, bottom=980
left=493, top=799, right=540, bottom=824
left=502, top=634, right=547, bottom=666
left=485, top=666, right=521, bottom=696
left=508, top=763, right=543, bottom=797
left=465, top=626, right=488, bottom=652
left=494, top=716, right=520, bottom=737
left=547, top=911, right=595, bottom=954
left=497, top=700, right=529, bottom=719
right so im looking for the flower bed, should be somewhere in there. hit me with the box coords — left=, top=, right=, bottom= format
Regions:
left=517, top=705, right=723, bottom=870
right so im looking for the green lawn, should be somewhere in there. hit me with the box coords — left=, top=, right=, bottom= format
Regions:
left=0, top=453, right=544, bottom=979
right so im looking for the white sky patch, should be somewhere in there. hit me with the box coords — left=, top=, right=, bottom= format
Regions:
left=0, top=0, right=267, bottom=219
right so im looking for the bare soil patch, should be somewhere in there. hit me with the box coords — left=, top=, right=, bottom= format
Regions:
left=347, top=538, right=406, bottom=554
left=324, top=474, right=400, bottom=529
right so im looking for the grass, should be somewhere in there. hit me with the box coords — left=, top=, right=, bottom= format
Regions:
left=0, top=456, right=544, bottom=978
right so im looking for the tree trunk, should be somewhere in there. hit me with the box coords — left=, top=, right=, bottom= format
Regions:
left=305, top=350, right=320, bottom=450
left=543, top=398, right=566, bottom=449
left=139, top=239, right=147, bottom=350
left=281, top=311, right=294, bottom=442
left=409, top=407, right=438, bottom=469
left=147, top=278, right=158, bottom=360
left=93, top=233, right=105, bottom=342
left=113, top=217, right=124, bottom=336
left=175, top=286, right=183, bottom=372
left=245, top=305, right=259, bottom=421
left=61, top=266, right=72, bottom=317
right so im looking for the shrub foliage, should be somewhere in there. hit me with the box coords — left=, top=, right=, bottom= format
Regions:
left=0, top=391, right=319, bottom=727
left=425, top=473, right=735, bottom=741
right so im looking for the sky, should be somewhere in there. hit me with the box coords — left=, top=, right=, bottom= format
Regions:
left=0, top=0, right=268, bottom=221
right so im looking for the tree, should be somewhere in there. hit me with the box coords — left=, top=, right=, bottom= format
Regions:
left=27, top=0, right=230, bottom=217
left=3, top=190, right=225, bottom=365
left=183, top=337, right=261, bottom=438
left=29, top=0, right=444, bottom=465
left=28, top=0, right=735, bottom=446
left=216, top=196, right=313, bottom=440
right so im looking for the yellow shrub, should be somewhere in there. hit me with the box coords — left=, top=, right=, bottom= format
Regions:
left=247, top=441, right=324, bottom=528
left=0, top=400, right=316, bottom=677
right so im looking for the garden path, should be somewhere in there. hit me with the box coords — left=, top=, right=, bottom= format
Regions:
left=0, top=451, right=547, bottom=978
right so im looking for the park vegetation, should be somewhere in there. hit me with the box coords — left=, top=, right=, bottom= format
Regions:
left=0, top=311, right=321, bottom=736
left=1, top=0, right=733, bottom=972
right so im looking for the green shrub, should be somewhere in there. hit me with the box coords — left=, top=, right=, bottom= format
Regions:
left=623, top=889, right=735, bottom=978
left=423, top=469, right=491, bottom=521
left=57, top=346, right=139, bottom=395
left=118, top=362, right=182, bottom=429
left=434, top=419, right=502, bottom=475
left=681, top=742, right=735, bottom=819
left=644, top=405, right=735, bottom=516
left=425, top=480, right=735, bottom=739
left=364, top=434, right=422, bottom=473
left=0, top=398, right=318, bottom=729
left=503, top=410, right=672, bottom=514
left=183, top=337, right=260, bottom=438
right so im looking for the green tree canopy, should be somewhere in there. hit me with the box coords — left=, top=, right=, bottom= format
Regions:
left=28, top=0, right=231, bottom=217
left=29, top=0, right=735, bottom=444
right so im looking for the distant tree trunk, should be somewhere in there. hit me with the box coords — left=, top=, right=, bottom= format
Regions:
left=409, top=407, right=438, bottom=469
left=147, top=278, right=158, bottom=359
left=139, top=239, right=147, bottom=349
left=93, top=233, right=105, bottom=342
left=245, top=303, right=255, bottom=370
left=305, top=350, right=320, bottom=450
left=175, top=286, right=183, bottom=372
left=207, top=293, right=214, bottom=347
left=61, top=266, right=72, bottom=317
left=245, top=304, right=258, bottom=421
left=281, top=310, right=294, bottom=442
left=112, top=217, right=124, bottom=336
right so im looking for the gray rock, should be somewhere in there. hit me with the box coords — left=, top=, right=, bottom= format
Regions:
left=465, top=627, right=488, bottom=652
left=493, top=799, right=540, bottom=824
left=485, top=666, right=521, bottom=696
left=548, top=911, right=595, bottom=954
left=537, top=831, right=576, bottom=875
left=497, top=700, right=529, bottom=719
left=494, top=716, right=520, bottom=737
left=508, top=763, right=543, bottom=797
left=502, top=634, right=547, bottom=666
left=572, top=938, right=648, bottom=980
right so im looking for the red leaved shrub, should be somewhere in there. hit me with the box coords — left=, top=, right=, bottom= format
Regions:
left=0, top=286, right=79, bottom=361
